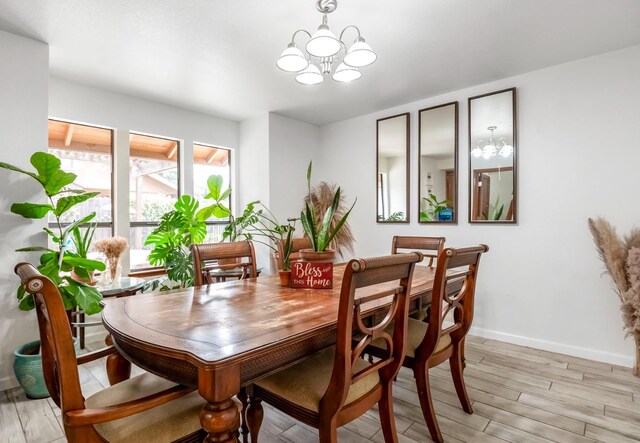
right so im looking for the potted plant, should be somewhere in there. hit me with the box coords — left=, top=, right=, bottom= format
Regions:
left=420, top=194, right=451, bottom=222
left=299, top=161, right=356, bottom=262
left=0, top=152, right=106, bottom=398
left=277, top=221, right=296, bottom=287
left=144, top=175, right=231, bottom=290
left=70, top=223, right=97, bottom=284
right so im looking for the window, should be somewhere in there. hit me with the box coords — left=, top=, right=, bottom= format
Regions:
left=193, top=143, right=231, bottom=242
left=129, top=133, right=180, bottom=270
left=47, top=119, right=114, bottom=249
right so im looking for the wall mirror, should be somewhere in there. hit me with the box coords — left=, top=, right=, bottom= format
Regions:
left=469, top=88, right=517, bottom=223
left=418, top=102, right=458, bottom=223
left=377, top=113, right=410, bottom=223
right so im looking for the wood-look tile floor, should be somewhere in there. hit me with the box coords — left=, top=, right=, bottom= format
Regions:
left=3, top=335, right=640, bottom=443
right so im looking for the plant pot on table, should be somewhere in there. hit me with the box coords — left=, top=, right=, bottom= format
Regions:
left=298, top=248, right=336, bottom=262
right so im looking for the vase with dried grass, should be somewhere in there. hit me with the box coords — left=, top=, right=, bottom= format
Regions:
left=300, top=161, right=356, bottom=262
left=94, top=237, right=128, bottom=284
left=588, top=217, right=640, bottom=376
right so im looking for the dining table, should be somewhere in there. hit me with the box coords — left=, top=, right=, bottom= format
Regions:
left=101, top=262, right=440, bottom=442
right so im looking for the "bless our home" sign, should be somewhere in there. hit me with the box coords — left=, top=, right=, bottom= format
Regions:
left=290, top=261, right=333, bottom=289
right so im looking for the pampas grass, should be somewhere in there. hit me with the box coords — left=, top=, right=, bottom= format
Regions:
left=304, top=181, right=355, bottom=258
left=589, top=217, right=640, bottom=375
left=94, top=237, right=128, bottom=279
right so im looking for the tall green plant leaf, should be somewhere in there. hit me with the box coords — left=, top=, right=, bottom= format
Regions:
left=0, top=162, right=39, bottom=181
left=205, top=175, right=224, bottom=200
left=45, top=169, right=78, bottom=196
left=316, top=188, right=341, bottom=251
left=62, top=256, right=106, bottom=272
left=11, top=203, right=53, bottom=219
left=54, top=192, right=100, bottom=216
left=63, top=278, right=102, bottom=315
left=61, top=213, right=96, bottom=240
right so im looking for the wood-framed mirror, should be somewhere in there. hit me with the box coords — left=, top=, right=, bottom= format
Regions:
left=418, top=102, right=458, bottom=223
left=376, top=112, right=410, bottom=223
left=468, top=88, right=517, bottom=223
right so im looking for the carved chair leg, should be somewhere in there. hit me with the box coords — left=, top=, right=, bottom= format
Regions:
left=378, top=381, right=399, bottom=443
left=104, top=335, right=131, bottom=385
left=237, top=387, right=249, bottom=443
left=318, top=419, right=338, bottom=443
left=450, top=343, right=473, bottom=414
left=415, top=366, right=443, bottom=443
left=246, top=390, right=264, bottom=443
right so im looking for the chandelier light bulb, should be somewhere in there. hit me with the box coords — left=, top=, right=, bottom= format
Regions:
left=343, top=37, right=377, bottom=67
left=471, top=146, right=483, bottom=158
left=499, top=143, right=513, bottom=157
left=482, top=143, right=497, bottom=159
left=306, top=24, right=341, bottom=58
left=276, top=43, right=309, bottom=72
left=295, top=63, right=324, bottom=85
left=332, top=62, right=361, bottom=82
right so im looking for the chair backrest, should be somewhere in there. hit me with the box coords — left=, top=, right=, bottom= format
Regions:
left=391, top=236, right=446, bottom=268
left=191, top=241, right=257, bottom=286
left=275, top=237, right=313, bottom=270
left=418, top=245, right=489, bottom=361
left=320, top=252, right=423, bottom=417
left=14, top=263, right=85, bottom=414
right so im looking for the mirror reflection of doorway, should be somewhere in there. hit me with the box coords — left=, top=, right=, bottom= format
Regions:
left=473, top=167, right=513, bottom=220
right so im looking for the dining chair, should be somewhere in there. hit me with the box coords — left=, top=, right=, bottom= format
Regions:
left=392, top=236, right=446, bottom=321
left=14, top=262, right=212, bottom=443
left=366, top=245, right=489, bottom=443
left=275, top=236, right=312, bottom=270
left=191, top=240, right=257, bottom=286
left=247, top=252, right=424, bottom=443
left=391, top=235, right=445, bottom=268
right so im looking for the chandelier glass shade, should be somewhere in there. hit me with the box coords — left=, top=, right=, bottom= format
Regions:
left=471, top=126, right=514, bottom=159
left=277, top=0, right=377, bottom=85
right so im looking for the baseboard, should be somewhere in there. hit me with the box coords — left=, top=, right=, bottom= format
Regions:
left=0, top=375, right=18, bottom=392
left=469, top=325, right=634, bottom=368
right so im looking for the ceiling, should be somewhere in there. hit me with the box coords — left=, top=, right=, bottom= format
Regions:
left=1, top=0, right=640, bottom=126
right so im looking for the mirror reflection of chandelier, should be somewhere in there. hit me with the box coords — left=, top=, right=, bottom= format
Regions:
left=276, top=0, right=377, bottom=85
left=471, top=126, right=513, bottom=159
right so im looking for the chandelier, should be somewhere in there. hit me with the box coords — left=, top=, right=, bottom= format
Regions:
left=276, top=0, right=377, bottom=85
left=471, top=126, right=514, bottom=159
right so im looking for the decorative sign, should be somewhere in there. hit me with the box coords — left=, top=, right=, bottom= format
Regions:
left=290, top=261, right=333, bottom=289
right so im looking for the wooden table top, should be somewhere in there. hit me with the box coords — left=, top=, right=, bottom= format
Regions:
left=101, top=263, right=436, bottom=370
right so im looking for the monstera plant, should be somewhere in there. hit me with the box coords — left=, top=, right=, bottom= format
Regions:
left=0, top=152, right=106, bottom=315
left=144, top=175, right=231, bottom=289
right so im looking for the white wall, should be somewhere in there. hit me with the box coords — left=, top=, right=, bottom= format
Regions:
left=268, top=113, right=320, bottom=226
left=0, top=31, right=49, bottom=390
left=49, top=77, right=239, bottom=272
left=316, top=45, right=640, bottom=366
left=238, top=114, right=271, bottom=272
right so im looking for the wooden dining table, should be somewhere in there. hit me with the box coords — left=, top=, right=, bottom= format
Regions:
left=101, top=262, right=438, bottom=442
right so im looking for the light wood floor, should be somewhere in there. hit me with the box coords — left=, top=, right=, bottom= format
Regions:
left=2, top=336, right=640, bottom=443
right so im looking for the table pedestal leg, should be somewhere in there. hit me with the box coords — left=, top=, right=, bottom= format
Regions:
left=200, top=399, right=240, bottom=443
left=105, top=335, right=131, bottom=385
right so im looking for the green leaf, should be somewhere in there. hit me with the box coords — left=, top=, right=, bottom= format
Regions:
left=144, top=232, right=171, bottom=246
left=218, top=188, right=231, bottom=202
left=54, top=192, right=99, bottom=216
left=206, top=175, right=223, bottom=200
left=64, top=278, right=103, bottom=315
left=18, top=293, right=35, bottom=311
left=72, top=266, right=90, bottom=280
left=324, top=197, right=357, bottom=250
left=0, top=162, right=39, bottom=182
left=174, top=195, right=199, bottom=220
left=17, top=284, right=25, bottom=300
left=45, top=169, right=77, bottom=196
left=10, top=203, right=53, bottom=219
left=31, top=151, right=61, bottom=178
left=316, top=187, right=341, bottom=251
left=61, top=213, right=96, bottom=241
left=43, top=227, right=60, bottom=243
left=16, top=246, right=56, bottom=253
left=306, top=161, right=313, bottom=187
left=58, top=286, right=76, bottom=311
left=63, top=256, right=106, bottom=272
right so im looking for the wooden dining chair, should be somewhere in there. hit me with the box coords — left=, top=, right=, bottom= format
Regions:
left=247, top=252, right=424, bottom=443
left=392, top=236, right=446, bottom=321
left=275, top=236, right=312, bottom=270
left=391, top=235, right=445, bottom=268
left=191, top=240, right=257, bottom=286
left=366, top=245, right=489, bottom=443
left=14, top=262, right=210, bottom=443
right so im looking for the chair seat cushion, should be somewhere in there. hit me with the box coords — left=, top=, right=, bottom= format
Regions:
left=254, top=346, right=379, bottom=413
left=85, top=372, right=204, bottom=443
left=369, top=318, right=451, bottom=358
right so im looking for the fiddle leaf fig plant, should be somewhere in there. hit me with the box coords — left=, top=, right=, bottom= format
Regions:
left=144, top=175, right=231, bottom=290
left=420, top=194, right=451, bottom=222
left=0, top=152, right=106, bottom=315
